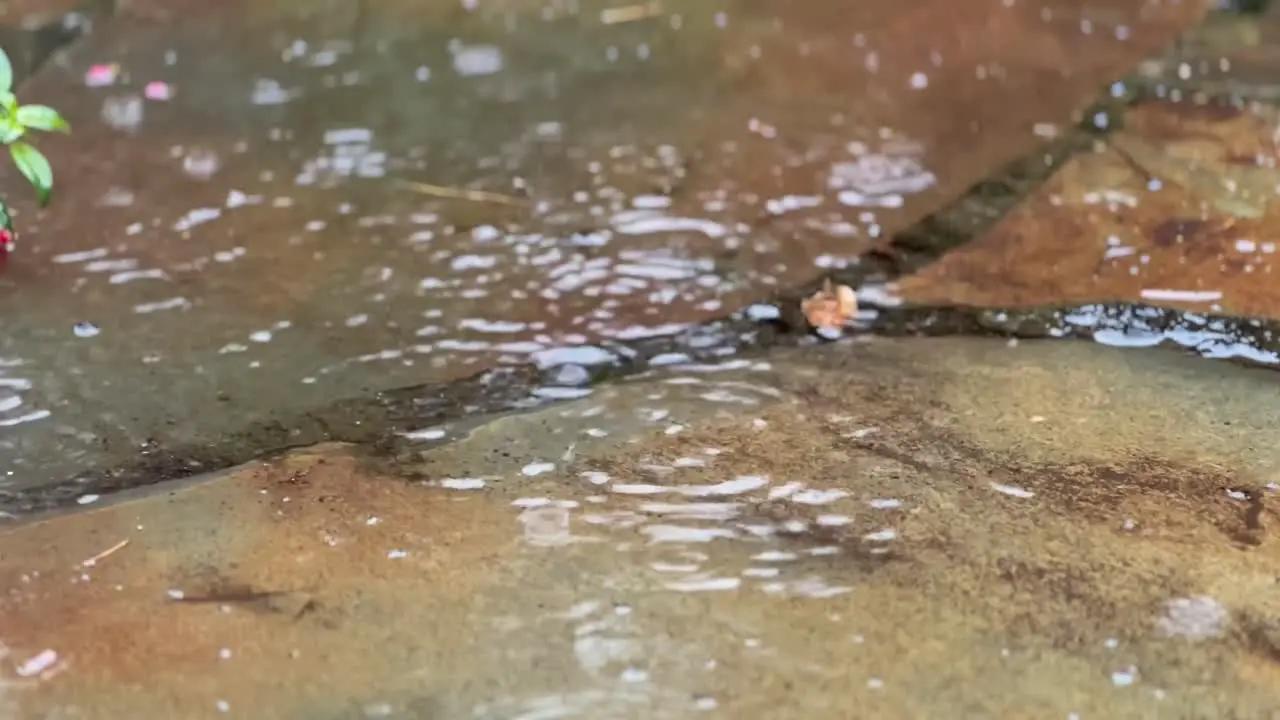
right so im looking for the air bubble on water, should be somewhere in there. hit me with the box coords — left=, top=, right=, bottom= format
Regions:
left=620, top=667, right=648, bottom=683
left=73, top=322, right=100, bottom=338
left=1111, top=667, right=1138, bottom=687
left=252, top=78, right=295, bottom=105
left=451, top=45, right=503, bottom=76
left=547, top=364, right=591, bottom=387
left=522, top=462, right=555, bottom=477
left=101, top=95, right=143, bottom=132
left=183, top=148, right=221, bottom=179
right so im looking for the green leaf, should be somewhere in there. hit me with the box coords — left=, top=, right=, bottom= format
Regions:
left=10, top=141, right=52, bottom=205
left=16, top=105, right=68, bottom=133
left=0, top=119, right=24, bottom=144
left=0, top=47, right=13, bottom=95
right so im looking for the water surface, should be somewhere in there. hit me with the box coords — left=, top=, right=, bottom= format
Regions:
left=0, top=0, right=1203, bottom=491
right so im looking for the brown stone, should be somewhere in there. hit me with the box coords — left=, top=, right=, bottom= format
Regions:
left=896, top=98, right=1280, bottom=317
left=4, top=338, right=1280, bottom=717
left=0, top=447, right=515, bottom=717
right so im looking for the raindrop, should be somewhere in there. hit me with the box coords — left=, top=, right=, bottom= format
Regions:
left=519, top=506, right=572, bottom=545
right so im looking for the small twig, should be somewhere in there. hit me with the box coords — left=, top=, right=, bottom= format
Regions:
left=81, top=538, right=128, bottom=567
left=392, top=179, right=527, bottom=207
left=600, top=1, right=662, bottom=24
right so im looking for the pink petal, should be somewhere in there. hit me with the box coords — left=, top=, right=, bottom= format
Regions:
left=144, top=81, right=172, bottom=101
left=84, top=64, right=120, bottom=87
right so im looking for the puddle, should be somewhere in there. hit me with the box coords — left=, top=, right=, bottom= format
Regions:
left=0, top=0, right=1205, bottom=492
left=4, top=336, right=1280, bottom=718
left=863, top=300, right=1280, bottom=369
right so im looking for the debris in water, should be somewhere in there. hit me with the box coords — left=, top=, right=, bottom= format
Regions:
left=392, top=179, right=527, bottom=206
left=14, top=649, right=59, bottom=678
left=144, top=81, right=173, bottom=101
left=990, top=482, right=1035, bottom=499
left=601, top=1, right=663, bottom=24
left=801, top=280, right=857, bottom=332
left=84, top=63, right=120, bottom=87
left=81, top=538, right=129, bottom=567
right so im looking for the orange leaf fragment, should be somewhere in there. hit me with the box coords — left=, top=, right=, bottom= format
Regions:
left=801, top=280, right=857, bottom=331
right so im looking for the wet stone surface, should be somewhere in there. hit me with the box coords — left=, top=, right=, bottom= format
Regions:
left=893, top=5, right=1280, bottom=322
left=3, top=337, right=1280, bottom=718
left=896, top=97, right=1280, bottom=316
left=0, top=0, right=1207, bottom=492
left=2, top=0, right=1274, bottom=717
